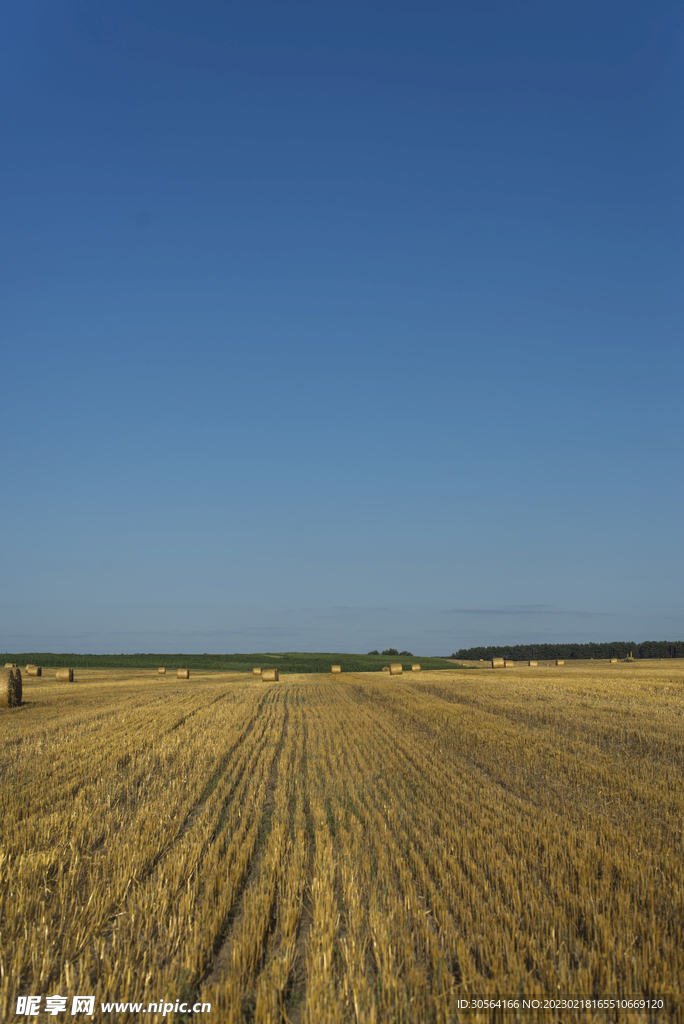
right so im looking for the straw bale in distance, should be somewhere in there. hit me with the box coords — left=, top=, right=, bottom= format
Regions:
left=252, top=667, right=262, bottom=676
left=528, top=661, right=538, bottom=667
left=411, top=664, right=421, bottom=672
left=504, top=660, right=515, bottom=668
left=382, top=666, right=390, bottom=673
left=4, top=663, right=16, bottom=668
left=2, top=667, right=22, bottom=707
left=491, top=657, right=505, bottom=668
left=610, top=658, right=618, bottom=664
left=556, top=660, right=565, bottom=666
left=158, top=667, right=166, bottom=674
left=177, top=669, right=190, bottom=679
left=389, top=663, right=403, bottom=675
left=55, top=669, right=73, bottom=682
left=331, top=665, right=341, bottom=674
left=26, top=665, right=42, bottom=676
left=262, top=668, right=279, bottom=681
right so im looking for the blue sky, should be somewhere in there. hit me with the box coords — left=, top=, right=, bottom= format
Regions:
left=2, top=1, right=683, bottom=654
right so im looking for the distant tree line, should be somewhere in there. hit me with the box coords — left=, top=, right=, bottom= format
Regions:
left=368, top=649, right=413, bottom=657
left=451, top=641, right=684, bottom=660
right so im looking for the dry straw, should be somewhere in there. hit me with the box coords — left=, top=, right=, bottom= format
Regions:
left=505, top=660, right=515, bottom=668
left=411, top=664, right=421, bottom=672
left=177, top=669, right=190, bottom=679
left=610, top=658, right=618, bottom=664
left=158, top=667, right=166, bottom=675
left=528, top=661, right=538, bottom=667
left=389, top=663, right=403, bottom=675
left=261, top=668, right=279, bottom=682
left=331, top=665, right=341, bottom=674
left=491, top=658, right=505, bottom=668
left=556, top=660, right=565, bottom=666
left=252, top=667, right=262, bottom=676
left=2, top=667, right=22, bottom=707
left=55, top=669, right=73, bottom=682
left=26, top=665, right=42, bottom=677
left=382, top=666, right=390, bottom=673
left=4, top=663, right=16, bottom=668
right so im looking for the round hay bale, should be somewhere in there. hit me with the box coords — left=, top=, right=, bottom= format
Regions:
left=504, top=660, right=515, bottom=667
left=4, top=663, right=16, bottom=669
left=610, top=658, right=618, bottom=664
left=262, top=668, right=279, bottom=681
left=331, top=664, right=341, bottom=674
left=55, top=668, right=73, bottom=682
left=252, top=667, right=262, bottom=676
left=158, top=667, right=166, bottom=675
left=491, top=658, right=505, bottom=668
left=2, top=667, right=22, bottom=707
left=26, top=665, right=42, bottom=676
left=389, top=663, right=403, bottom=675
left=528, top=661, right=538, bottom=667
left=177, top=669, right=190, bottom=679
left=555, top=660, right=564, bottom=666
left=382, top=666, right=390, bottom=673
left=1, top=668, right=11, bottom=705
left=411, top=664, right=421, bottom=672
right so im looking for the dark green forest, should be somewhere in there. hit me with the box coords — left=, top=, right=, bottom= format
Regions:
left=452, top=640, right=684, bottom=660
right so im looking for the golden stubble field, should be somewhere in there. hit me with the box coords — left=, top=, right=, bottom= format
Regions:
left=1, top=663, right=682, bottom=1023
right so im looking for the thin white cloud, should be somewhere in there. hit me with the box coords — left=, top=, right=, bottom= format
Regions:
left=443, top=606, right=613, bottom=618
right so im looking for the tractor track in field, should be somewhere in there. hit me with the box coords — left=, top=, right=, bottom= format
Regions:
left=200, top=695, right=291, bottom=1000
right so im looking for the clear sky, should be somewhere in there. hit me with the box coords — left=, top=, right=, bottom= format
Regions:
left=2, top=1, right=683, bottom=655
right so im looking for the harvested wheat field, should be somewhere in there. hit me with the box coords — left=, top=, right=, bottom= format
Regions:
left=1, top=663, right=682, bottom=1023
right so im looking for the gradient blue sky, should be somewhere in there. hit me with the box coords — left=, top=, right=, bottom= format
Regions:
left=2, top=1, right=683, bottom=655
